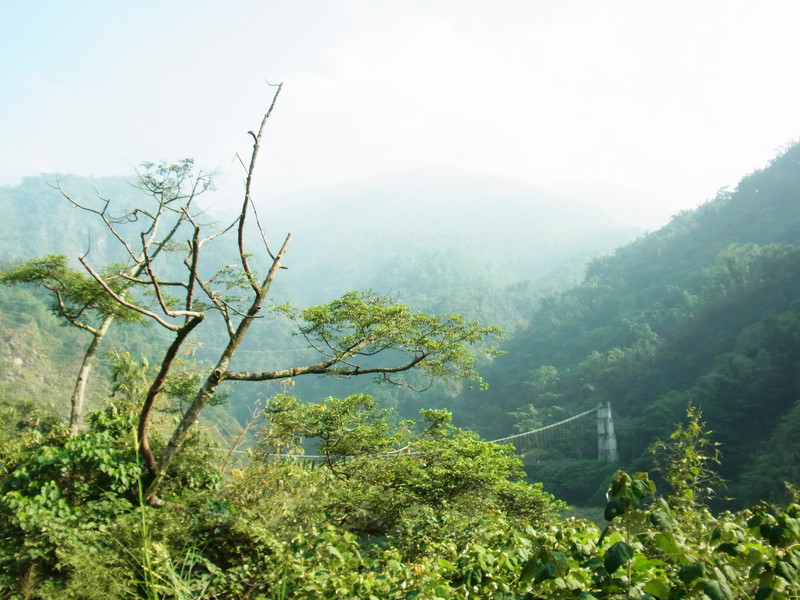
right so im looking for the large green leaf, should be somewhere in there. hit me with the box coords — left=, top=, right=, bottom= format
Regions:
left=650, top=510, right=675, bottom=531
left=643, top=579, right=670, bottom=598
left=703, top=579, right=734, bottom=600
left=518, top=557, right=539, bottom=585
left=775, top=560, right=798, bottom=583
left=604, top=541, right=634, bottom=574
left=678, top=562, right=707, bottom=585
left=604, top=497, right=629, bottom=521
left=534, top=562, right=556, bottom=583
left=754, top=586, right=775, bottom=600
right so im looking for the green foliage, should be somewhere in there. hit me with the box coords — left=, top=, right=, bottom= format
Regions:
left=279, top=290, right=503, bottom=389
left=507, top=413, right=800, bottom=600
left=651, top=404, right=725, bottom=513
left=0, top=406, right=223, bottom=596
left=108, top=350, right=221, bottom=414
left=457, top=143, right=800, bottom=504
left=136, top=159, right=215, bottom=204
left=527, top=459, right=619, bottom=507
left=257, top=394, right=564, bottom=539
left=1, top=396, right=800, bottom=598
left=264, top=392, right=395, bottom=457
left=0, top=254, right=144, bottom=324
left=109, top=351, right=154, bottom=408
left=0, top=410, right=140, bottom=590
left=5, top=123, right=800, bottom=598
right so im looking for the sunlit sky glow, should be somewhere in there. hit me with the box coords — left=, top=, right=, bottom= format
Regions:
left=2, top=0, right=800, bottom=228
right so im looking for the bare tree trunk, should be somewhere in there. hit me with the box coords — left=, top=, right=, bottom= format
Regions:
left=68, top=315, right=114, bottom=437
left=138, top=315, right=204, bottom=475
left=146, top=234, right=291, bottom=502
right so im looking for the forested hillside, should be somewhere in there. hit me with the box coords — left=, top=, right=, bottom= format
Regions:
left=2, top=130, right=800, bottom=597
left=457, top=143, right=800, bottom=507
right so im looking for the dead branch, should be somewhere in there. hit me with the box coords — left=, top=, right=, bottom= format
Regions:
left=56, top=179, right=140, bottom=263
left=77, top=256, right=194, bottom=331
left=239, top=82, right=283, bottom=292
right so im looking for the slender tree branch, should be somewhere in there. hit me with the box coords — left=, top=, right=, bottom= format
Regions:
left=149, top=233, right=291, bottom=497
left=192, top=209, right=239, bottom=246
left=190, top=271, right=236, bottom=336
left=217, top=404, right=263, bottom=475
left=77, top=256, right=189, bottom=330
left=250, top=198, right=275, bottom=260
left=239, top=83, right=283, bottom=291
left=44, top=285, right=96, bottom=333
left=140, top=231, right=175, bottom=317
left=118, top=273, right=189, bottom=288
left=252, top=233, right=292, bottom=310
left=184, top=226, right=201, bottom=323
left=56, top=179, right=140, bottom=264
left=224, top=353, right=427, bottom=382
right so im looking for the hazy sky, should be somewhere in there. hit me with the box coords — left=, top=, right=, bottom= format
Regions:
left=2, top=1, right=799, bottom=228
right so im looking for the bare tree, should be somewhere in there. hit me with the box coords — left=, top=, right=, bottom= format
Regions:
left=68, top=84, right=501, bottom=505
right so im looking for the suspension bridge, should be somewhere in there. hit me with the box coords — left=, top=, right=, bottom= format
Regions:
left=280, top=402, right=619, bottom=463
left=491, top=402, right=618, bottom=463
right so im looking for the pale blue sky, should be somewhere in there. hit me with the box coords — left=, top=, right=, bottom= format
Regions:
left=3, top=1, right=800, bottom=228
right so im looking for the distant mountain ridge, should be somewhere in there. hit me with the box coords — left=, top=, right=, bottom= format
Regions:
left=248, top=167, right=641, bottom=309
left=2, top=168, right=641, bottom=296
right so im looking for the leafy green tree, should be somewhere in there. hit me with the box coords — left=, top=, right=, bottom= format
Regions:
left=650, top=404, right=725, bottom=542
left=1, top=156, right=214, bottom=438
left=254, top=393, right=563, bottom=538
left=0, top=255, right=143, bottom=435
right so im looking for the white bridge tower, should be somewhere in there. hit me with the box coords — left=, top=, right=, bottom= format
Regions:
left=597, top=402, right=619, bottom=462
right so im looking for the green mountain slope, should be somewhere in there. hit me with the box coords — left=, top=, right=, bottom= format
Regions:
left=462, top=143, right=800, bottom=506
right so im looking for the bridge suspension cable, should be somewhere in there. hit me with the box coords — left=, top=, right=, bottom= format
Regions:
left=271, top=402, right=618, bottom=463
left=489, top=406, right=599, bottom=447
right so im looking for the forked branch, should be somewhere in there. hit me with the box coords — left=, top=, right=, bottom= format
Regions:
left=239, top=82, right=283, bottom=291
